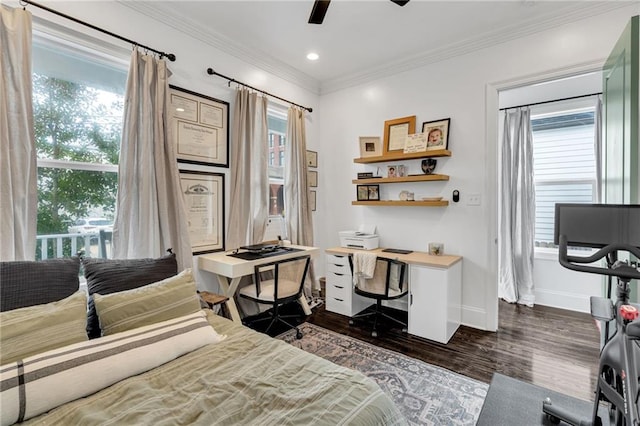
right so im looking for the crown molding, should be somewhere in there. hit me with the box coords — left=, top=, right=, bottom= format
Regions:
left=118, top=1, right=321, bottom=95
left=319, top=2, right=632, bottom=94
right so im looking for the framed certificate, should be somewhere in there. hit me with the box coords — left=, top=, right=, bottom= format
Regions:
left=170, top=85, right=229, bottom=167
left=179, top=170, right=225, bottom=254
left=383, top=115, right=416, bottom=155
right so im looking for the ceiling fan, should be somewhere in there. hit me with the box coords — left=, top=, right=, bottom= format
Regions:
left=308, top=0, right=410, bottom=25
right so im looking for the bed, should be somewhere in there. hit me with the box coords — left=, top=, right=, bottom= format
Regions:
left=0, top=256, right=405, bottom=426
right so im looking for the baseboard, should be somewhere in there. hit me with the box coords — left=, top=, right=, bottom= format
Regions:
left=535, top=288, right=590, bottom=313
left=461, top=304, right=488, bottom=330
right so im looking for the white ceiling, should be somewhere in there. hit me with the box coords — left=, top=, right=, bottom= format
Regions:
left=122, top=1, right=633, bottom=94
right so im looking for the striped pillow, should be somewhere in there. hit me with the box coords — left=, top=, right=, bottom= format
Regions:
left=0, top=311, right=225, bottom=426
left=0, top=291, right=88, bottom=365
left=93, top=268, right=201, bottom=336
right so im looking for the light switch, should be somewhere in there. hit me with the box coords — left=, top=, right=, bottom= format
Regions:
left=467, top=193, right=481, bottom=206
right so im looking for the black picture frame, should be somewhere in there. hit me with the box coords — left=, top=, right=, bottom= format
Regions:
left=421, top=118, right=451, bottom=151
left=357, top=184, right=380, bottom=201
left=178, top=169, right=225, bottom=254
left=170, top=85, right=230, bottom=167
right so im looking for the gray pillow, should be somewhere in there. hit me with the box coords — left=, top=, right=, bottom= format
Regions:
left=82, top=253, right=178, bottom=338
left=0, top=257, right=80, bottom=312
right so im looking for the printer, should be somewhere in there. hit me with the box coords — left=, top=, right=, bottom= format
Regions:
left=339, top=224, right=379, bottom=250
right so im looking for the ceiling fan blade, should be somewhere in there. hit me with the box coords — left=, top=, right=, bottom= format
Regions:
left=390, top=0, right=410, bottom=6
left=308, top=0, right=331, bottom=25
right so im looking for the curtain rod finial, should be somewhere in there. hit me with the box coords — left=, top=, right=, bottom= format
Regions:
left=166, top=53, right=176, bottom=62
left=207, top=68, right=215, bottom=75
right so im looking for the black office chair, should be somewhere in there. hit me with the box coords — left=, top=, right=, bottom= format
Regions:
left=238, top=255, right=310, bottom=339
left=349, top=258, right=408, bottom=337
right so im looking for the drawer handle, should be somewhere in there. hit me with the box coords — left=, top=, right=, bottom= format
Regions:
left=332, top=264, right=344, bottom=268
left=334, top=273, right=344, bottom=276
left=335, top=285, right=344, bottom=289
left=334, top=298, right=344, bottom=302
left=334, top=255, right=345, bottom=258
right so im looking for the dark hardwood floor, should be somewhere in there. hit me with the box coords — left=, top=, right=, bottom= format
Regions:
left=306, top=300, right=601, bottom=402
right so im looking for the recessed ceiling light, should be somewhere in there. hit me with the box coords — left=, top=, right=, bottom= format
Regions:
left=307, top=52, right=319, bottom=61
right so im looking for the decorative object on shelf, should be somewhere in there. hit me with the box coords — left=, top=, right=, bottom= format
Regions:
left=387, top=164, right=406, bottom=178
left=422, top=118, right=450, bottom=151
left=421, top=196, right=443, bottom=202
left=428, top=242, right=444, bottom=256
left=399, top=190, right=414, bottom=201
left=308, top=170, right=318, bottom=187
left=421, top=158, right=437, bottom=174
left=383, top=116, right=416, bottom=154
left=404, top=132, right=427, bottom=154
left=309, top=190, right=317, bottom=211
left=357, top=172, right=374, bottom=179
left=170, top=85, right=229, bottom=167
left=359, top=136, right=382, bottom=158
left=306, top=150, right=318, bottom=168
left=357, top=184, right=380, bottom=201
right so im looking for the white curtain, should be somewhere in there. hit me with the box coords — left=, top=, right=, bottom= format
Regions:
left=284, top=106, right=316, bottom=295
left=113, top=50, right=192, bottom=270
left=498, top=107, right=535, bottom=306
left=594, top=96, right=603, bottom=203
left=0, top=7, right=37, bottom=261
left=226, top=88, right=269, bottom=249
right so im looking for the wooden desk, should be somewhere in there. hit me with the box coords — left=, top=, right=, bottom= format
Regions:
left=325, top=247, right=463, bottom=344
left=198, top=245, right=320, bottom=323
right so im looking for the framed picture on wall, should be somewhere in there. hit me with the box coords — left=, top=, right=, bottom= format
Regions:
left=170, top=85, right=230, bottom=167
left=178, top=170, right=225, bottom=254
left=308, top=170, right=318, bottom=187
left=422, top=118, right=451, bottom=151
left=306, top=150, right=318, bottom=168
left=309, top=190, right=317, bottom=211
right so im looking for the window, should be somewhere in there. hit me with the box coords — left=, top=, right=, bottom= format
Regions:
left=267, top=110, right=287, bottom=216
left=32, top=32, right=127, bottom=260
left=531, top=103, right=597, bottom=249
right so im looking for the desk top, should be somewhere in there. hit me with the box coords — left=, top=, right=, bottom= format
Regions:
left=199, top=245, right=319, bottom=278
left=325, top=247, right=462, bottom=269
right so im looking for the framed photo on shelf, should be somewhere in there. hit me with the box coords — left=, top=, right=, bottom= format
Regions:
left=422, top=118, right=451, bottom=151
left=178, top=170, right=225, bottom=254
left=309, top=190, right=317, bottom=211
left=357, top=184, right=380, bottom=201
left=306, top=150, right=318, bottom=168
left=170, top=85, right=229, bottom=167
left=383, top=116, right=416, bottom=155
left=308, top=170, right=318, bottom=187
left=359, top=136, right=382, bottom=158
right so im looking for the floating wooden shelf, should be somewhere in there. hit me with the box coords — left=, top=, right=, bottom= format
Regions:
left=352, top=200, right=449, bottom=207
left=354, top=149, right=451, bottom=164
left=352, top=174, right=449, bottom=184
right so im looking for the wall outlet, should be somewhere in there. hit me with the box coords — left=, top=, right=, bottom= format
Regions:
left=467, top=193, right=481, bottom=206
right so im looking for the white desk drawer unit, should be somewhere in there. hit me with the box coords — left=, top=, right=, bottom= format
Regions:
left=325, top=254, right=370, bottom=317
left=325, top=247, right=463, bottom=344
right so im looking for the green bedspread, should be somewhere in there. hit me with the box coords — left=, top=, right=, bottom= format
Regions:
left=24, top=311, right=406, bottom=425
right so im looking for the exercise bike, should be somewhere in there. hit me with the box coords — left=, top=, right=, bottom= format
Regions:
left=542, top=203, right=640, bottom=426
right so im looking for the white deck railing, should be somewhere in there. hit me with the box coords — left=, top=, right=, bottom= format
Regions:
left=36, top=232, right=109, bottom=260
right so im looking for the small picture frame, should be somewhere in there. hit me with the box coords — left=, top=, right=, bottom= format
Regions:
left=359, top=136, right=382, bottom=158
left=309, top=190, right=316, bottom=211
left=308, top=170, right=318, bottom=187
left=422, top=118, right=451, bottom=151
left=306, top=150, right=318, bottom=168
left=357, top=184, right=380, bottom=201
left=387, top=165, right=406, bottom=178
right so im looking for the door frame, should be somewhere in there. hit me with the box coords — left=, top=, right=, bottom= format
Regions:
left=483, top=60, right=607, bottom=331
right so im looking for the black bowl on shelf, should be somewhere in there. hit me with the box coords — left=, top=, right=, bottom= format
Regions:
left=421, top=158, right=437, bottom=174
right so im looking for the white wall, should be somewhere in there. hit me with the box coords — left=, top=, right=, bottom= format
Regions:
left=18, top=0, right=321, bottom=293
left=315, top=5, right=639, bottom=330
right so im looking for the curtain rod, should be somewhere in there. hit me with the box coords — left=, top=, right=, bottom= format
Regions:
left=19, top=0, right=176, bottom=62
left=206, top=68, right=313, bottom=113
left=500, top=92, right=601, bottom=111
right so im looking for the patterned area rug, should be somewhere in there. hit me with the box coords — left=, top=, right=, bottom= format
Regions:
left=277, top=323, right=488, bottom=426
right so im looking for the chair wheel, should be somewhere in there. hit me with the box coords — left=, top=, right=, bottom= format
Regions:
left=401, top=327, right=408, bottom=333
left=296, top=331, right=303, bottom=340
left=348, top=319, right=354, bottom=325
left=371, top=330, right=378, bottom=337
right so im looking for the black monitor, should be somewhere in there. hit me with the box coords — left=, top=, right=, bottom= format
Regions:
left=554, top=203, right=640, bottom=248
